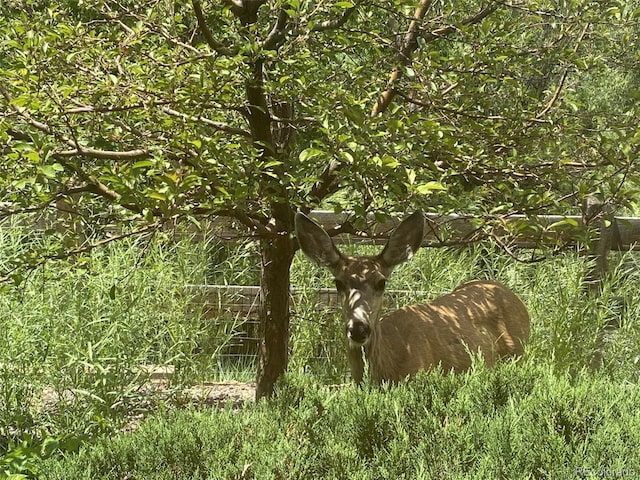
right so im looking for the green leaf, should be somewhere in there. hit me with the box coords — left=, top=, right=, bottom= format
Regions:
left=381, top=155, right=399, bottom=168
left=342, top=151, right=354, bottom=163
left=132, top=160, right=154, bottom=170
left=299, top=148, right=324, bottom=162
left=264, top=160, right=283, bottom=168
left=39, top=164, right=61, bottom=178
left=148, top=191, right=167, bottom=201
left=215, top=186, right=231, bottom=198
left=415, top=182, right=447, bottom=195
left=24, top=150, right=40, bottom=162
left=548, top=218, right=579, bottom=230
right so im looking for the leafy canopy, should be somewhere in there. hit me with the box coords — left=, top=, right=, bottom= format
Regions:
left=1, top=0, right=639, bottom=278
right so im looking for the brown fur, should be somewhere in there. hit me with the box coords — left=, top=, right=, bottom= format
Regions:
left=363, top=280, right=530, bottom=384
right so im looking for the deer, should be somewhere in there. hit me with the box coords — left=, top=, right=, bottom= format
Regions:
left=294, top=211, right=530, bottom=385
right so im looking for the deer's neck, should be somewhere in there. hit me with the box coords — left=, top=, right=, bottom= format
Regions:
left=364, top=324, right=403, bottom=384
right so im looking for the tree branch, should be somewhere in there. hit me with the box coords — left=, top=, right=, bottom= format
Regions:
left=245, top=59, right=275, bottom=155
left=63, top=100, right=169, bottom=114
left=1, top=84, right=150, bottom=161
left=371, top=0, right=433, bottom=116
left=53, top=147, right=149, bottom=160
left=372, top=1, right=499, bottom=116
left=223, top=0, right=267, bottom=25
left=53, top=157, right=127, bottom=206
left=402, top=0, right=434, bottom=55
left=263, top=8, right=291, bottom=51
left=311, top=5, right=357, bottom=32
left=420, top=3, right=498, bottom=44
left=535, top=22, right=590, bottom=120
left=219, top=207, right=272, bottom=237
left=308, top=159, right=343, bottom=204
left=0, top=186, right=94, bottom=220
left=161, top=106, right=252, bottom=137
left=0, top=218, right=167, bottom=284
left=393, top=89, right=551, bottom=124
left=192, top=0, right=239, bottom=55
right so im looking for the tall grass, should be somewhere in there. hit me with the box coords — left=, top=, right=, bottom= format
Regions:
left=290, top=241, right=640, bottom=383
left=1, top=220, right=639, bottom=478
left=0, top=221, right=239, bottom=456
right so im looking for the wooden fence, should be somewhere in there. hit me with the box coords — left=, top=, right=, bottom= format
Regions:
left=206, top=210, right=640, bottom=249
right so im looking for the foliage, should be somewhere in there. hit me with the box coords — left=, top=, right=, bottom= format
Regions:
left=0, top=0, right=639, bottom=271
left=1, top=434, right=83, bottom=480
left=0, top=220, right=217, bottom=474
left=39, top=363, right=640, bottom=480
left=2, top=0, right=640, bottom=398
left=0, top=221, right=639, bottom=477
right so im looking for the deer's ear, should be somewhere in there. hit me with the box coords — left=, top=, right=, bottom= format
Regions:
left=295, top=212, right=342, bottom=268
left=379, top=211, right=424, bottom=270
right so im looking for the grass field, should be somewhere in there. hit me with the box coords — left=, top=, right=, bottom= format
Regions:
left=1, top=220, right=639, bottom=478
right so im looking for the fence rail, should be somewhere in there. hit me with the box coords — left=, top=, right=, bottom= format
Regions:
left=189, top=283, right=439, bottom=364
left=189, top=284, right=434, bottom=313
left=208, top=210, right=640, bottom=250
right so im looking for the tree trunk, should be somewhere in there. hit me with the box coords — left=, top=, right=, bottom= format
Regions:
left=255, top=229, right=295, bottom=400
left=244, top=50, right=297, bottom=399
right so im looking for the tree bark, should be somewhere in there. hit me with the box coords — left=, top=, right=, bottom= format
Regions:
left=255, top=228, right=295, bottom=400
left=209, top=2, right=304, bottom=397
left=242, top=55, right=297, bottom=400
left=371, top=0, right=432, bottom=117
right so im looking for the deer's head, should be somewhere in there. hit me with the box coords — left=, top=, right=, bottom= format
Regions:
left=295, top=212, right=424, bottom=347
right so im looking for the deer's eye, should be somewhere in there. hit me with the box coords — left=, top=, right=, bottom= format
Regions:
left=375, top=278, right=387, bottom=291
left=335, top=279, right=346, bottom=292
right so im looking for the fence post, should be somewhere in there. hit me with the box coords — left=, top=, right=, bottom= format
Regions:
left=582, top=196, right=621, bottom=371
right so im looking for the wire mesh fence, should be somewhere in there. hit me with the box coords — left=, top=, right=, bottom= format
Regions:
left=187, top=283, right=439, bottom=380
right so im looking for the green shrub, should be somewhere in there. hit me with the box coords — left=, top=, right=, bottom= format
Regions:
left=41, top=362, right=640, bottom=480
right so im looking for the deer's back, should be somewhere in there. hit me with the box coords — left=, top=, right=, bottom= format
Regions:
left=370, top=280, right=530, bottom=382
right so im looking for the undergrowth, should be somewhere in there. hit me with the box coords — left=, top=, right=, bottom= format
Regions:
left=41, top=362, right=640, bottom=480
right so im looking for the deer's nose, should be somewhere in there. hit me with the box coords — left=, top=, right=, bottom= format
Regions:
left=347, top=321, right=371, bottom=345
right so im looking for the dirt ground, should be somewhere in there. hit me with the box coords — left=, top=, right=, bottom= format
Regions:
left=181, top=381, right=256, bottom=406
left=141, top=365, right=256, bottom=406
left=37, top=367, right=257, bottom=434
